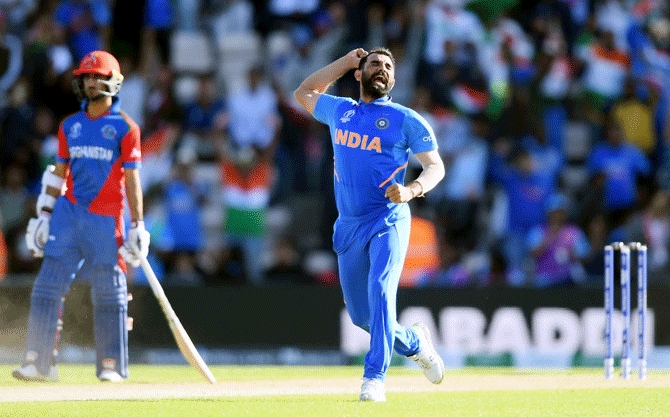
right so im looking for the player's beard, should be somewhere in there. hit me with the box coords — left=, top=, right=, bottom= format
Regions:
left=86, top=89, right=106, bottom=102
left=85, top=81, right=107, bottom=102
left=361, top=71, right=392, bottom=100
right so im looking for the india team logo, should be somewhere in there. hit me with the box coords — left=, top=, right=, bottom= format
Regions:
left=340, top=109, right=355, bottom=123
left=101, top=124, right=117, bottom=140
left=69, top=122, right=82, bottom=139
left=375, top=117, right=389, bottom=130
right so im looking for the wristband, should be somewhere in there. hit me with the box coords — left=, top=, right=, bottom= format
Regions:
left=412, top=180, right=425, bottom=198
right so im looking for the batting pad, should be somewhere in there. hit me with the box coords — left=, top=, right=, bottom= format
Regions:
left=24, top=296, right=61, bottom=376
left=25, top=257, right=75, bottom=375
left=92, top=265, right=129, bottom=378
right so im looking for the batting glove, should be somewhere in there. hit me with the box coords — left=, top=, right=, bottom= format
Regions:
left=25, top=212, right=51, bottom=257
left=119, top=221, right=150, bottom=267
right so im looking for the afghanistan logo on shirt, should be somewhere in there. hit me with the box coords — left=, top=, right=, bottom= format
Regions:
left=375, top=117, right=389, bottom=130
left=101, top=124, right=117, bottom=140
left=69, top=122, right=82, bottom=139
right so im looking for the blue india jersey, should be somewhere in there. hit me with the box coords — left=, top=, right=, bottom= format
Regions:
left=313, top=94, right=437, bottom=221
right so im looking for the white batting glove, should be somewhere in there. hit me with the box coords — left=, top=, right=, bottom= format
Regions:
left=119, top=221, right=150, bottom=267
left=25, top=212, right=51, bottom=257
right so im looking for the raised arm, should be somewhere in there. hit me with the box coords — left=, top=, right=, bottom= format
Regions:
left=293, top=48, right=367, bottom=115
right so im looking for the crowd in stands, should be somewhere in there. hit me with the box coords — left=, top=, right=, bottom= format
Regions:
left=0, top=0, right=669, bottom=288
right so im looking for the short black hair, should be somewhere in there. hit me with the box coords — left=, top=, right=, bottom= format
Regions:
left=358, top=47, right=395, bottom=70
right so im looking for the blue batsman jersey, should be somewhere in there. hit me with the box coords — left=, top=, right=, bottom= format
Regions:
left=313, top=94, right=437, bottom=221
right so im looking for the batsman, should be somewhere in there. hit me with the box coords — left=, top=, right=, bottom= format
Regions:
left=13, top=51, right=149, bottom=382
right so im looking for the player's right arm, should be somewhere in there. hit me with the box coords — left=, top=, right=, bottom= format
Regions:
left=43, top=162, right=68, bottom=205
left=293, top=48, right=367, bottom=115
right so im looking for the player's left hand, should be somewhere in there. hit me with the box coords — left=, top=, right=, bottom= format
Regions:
left=119, top=221, right=150, bottom=267
left=384, top=184, right=414, bottom=204
left=25, top=212, right=51, bottom=257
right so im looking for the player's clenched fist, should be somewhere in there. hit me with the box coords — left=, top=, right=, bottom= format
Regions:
left=384, top=184, right=414, bottom=204
left=346, top=48, right=367, bottom=69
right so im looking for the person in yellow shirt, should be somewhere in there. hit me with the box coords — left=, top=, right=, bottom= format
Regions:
left=612, top=78, right=657, bottom=156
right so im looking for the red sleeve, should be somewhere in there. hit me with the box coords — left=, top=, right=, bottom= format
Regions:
left=57, top=121, right=69, bottom=162
left=121, top=125, right=142, bottom=168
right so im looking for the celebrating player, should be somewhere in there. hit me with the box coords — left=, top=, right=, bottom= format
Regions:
left=13, top=51, right=149, bottom=383
left=294, top=48, right=446, bottom=401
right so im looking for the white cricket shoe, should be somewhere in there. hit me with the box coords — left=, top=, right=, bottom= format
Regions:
left=12, top=364, right=59, bottom=382
left=359, top=377, right=386, bottom=402
left=99, top=370, right=124, bottom=383
left=409, top=323, right=445, bottom=384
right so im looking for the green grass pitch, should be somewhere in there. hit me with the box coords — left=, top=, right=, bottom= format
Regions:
left=0, top=365, right=668, bottom=416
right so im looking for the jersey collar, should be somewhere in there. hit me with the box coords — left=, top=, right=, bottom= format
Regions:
left=81, top=96, right=121, bottom=114
left=358, top=96, right=392, bottom=106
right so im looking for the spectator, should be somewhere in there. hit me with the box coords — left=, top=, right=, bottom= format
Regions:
left=227, top=66, right=280, bottom=155
left=577, top=29, right=630, bottom=129
left=612, top=77, right=657, bottom=157
left=587, top=114, right=651, bottom=229
left=490, top=138, right=556, bottom=285
left=526, top=193, right=591, bottom=287
left=422, top=0, right=486, bottom=76
left=220, top=144, right=274, bottom=286
left=520, top=122, right=563, bottom=184
left=429, top=112, right=489, bottom=251
left=144, top=65, right=181, bottom=133
left=140, top=0, right=174, bottom=74
left=535, top=18, right=572, bottom=152
left=53, top=0, right=111, bottom=61
left=158, top=160, right=206, bottom=282
left=182, top=74, right=227, bottom=138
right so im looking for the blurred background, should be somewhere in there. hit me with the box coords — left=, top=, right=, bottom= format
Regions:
left=1, top=0, right=670, bottom=369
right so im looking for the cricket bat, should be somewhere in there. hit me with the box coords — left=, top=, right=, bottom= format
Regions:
left=140, top=256, right=216, bottom=383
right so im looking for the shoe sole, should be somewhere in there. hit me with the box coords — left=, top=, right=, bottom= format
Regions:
left=415, top=323, right=445, bottom=384
left=12, top=369, right=57, bottom=382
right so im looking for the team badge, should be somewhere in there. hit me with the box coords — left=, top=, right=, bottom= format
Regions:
left=340, top=109, right=355, bottom=123
left=375, top=117, right=389, bottom=130
left=83, top=53, right=97, bottom=68
left=69, top=122, right=82, bottom=139
left=101, top=124, right=117, bottom=140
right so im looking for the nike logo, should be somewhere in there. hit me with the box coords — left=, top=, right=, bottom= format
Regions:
left=378, top=231, right=389, bottom=238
